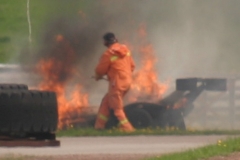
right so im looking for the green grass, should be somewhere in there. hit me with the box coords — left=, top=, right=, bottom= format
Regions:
left=146, top=137, right=240, bottom=160
left=0, top=155, right=33, bottom=160
left=56, top=127, right=240, bottom=137
left=0, top=0, right=89, bottom=63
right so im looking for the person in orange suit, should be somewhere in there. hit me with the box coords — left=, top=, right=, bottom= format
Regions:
left=94, top=32, right=135, bottom=132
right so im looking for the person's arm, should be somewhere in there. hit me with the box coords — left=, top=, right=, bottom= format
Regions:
left=95, top=52, right=111, bottom=80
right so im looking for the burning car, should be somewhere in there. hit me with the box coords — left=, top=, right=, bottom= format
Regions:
left=106, top=78, right=227, bottom=130
left=32, top=31, right=227, bottom=130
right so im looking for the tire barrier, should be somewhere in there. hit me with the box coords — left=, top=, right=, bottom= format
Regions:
left=0, top=84, right=28, bottom=90
left=0, top=89, right=58, bottom=134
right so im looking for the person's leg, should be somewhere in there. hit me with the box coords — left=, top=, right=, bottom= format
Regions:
left=94, top=94, right=110, bottom=129
left=109, top=91, right=135, bottom=132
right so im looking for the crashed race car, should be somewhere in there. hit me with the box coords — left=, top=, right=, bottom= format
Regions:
left=105, top=78, right=227, bottom=130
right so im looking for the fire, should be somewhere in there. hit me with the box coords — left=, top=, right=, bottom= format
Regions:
left=37, top=35, right=89, bottom=129
left=127, top=25, right=168, bottom=103
left=36, top=25, right=168, bottom=128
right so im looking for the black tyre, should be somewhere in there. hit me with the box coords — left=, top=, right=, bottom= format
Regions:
left=0, top=84, right=28, bottom=90
left=10, top=91, right=25, bottom=132
left=105, top=110, right=119, bottom=129
left=125, top=108, right=153, bottom=129
left=40, top=91, right=58, bottom=132
left=0, top=92, right=11, bottom=132
left=0, top=90, right=58, bottom=135
left=40, top=92, right=51, bottom=132
left=28, top=90, right=58, bottom=133
left=21, top=91, right=34, bottom=132
left=30, top=91, right=43, bottom=132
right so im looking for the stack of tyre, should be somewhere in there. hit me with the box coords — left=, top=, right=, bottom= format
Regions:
left=0, top=84, right=58, bottom=136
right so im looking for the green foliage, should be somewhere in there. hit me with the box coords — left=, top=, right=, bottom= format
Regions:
left=0, top=0, right=89, bottom=63
left=56, top=127, right=240, bottom=137
left=147, top=137, right=240, bottom=160
left=0, top=154, right=33, bottom=160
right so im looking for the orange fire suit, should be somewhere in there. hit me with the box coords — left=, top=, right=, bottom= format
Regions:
left=94, top=43, right=135, bottom=132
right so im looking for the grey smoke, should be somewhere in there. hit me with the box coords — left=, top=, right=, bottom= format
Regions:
left=30, top=0, right=240, bottom=81
left=21, top=0, right=240, bottom=129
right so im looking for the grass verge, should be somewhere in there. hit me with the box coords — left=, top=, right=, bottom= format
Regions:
left=146, top=137, right=240, bottom=160
left=0, top=155, right=33, bottom=160
left=56, top=127, right=240, bottom=137
left=0, top=0, right=89, bottom=63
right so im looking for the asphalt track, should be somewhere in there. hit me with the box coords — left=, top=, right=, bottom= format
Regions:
left=0, top=135, right=233, bottom=156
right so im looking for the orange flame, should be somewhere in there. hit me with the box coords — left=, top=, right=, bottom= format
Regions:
left=127, top=25, right=168, bottom=103
left=37, top=35, right=89, bottom=129
left=37, top=25, right=168, bottom=128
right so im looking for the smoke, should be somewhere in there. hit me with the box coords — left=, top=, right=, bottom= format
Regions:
left=21, top=0, right=240, bottom=129
left=148, top=0, right=240, bottom=80
left=17, top=0, right=240, bottom=79
left=26, top=0, right=240, bottom=92
left=28, top=0, right=161, bottom=103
